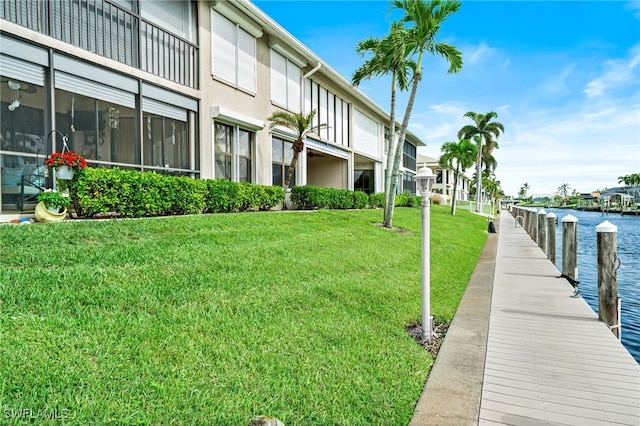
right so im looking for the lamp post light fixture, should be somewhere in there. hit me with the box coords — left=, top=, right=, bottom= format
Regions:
left=415, top=164, right=436, bottom=342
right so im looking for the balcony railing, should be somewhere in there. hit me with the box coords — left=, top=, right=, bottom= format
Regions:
left=0, top=0, right=198, bottom=88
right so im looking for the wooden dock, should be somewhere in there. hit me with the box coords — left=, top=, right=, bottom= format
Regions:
left=480, top=212, right=639, bottom=425
left=410, top=212, right=639, bottom=426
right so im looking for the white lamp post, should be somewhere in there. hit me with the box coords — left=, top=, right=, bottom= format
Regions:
left=415, top=165, right=436, bottom=342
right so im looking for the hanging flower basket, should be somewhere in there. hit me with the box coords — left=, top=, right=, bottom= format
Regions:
left=56, top=164, right=75, bottom=180
left=45, top=150, right=88, bottom=180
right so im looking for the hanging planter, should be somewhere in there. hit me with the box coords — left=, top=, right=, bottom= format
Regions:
left=35, top=201, right=67, bottom=222
left=56, top=164, right=75, bottom=180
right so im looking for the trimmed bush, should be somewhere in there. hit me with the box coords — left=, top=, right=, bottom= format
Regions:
left=72, top=169, right=284, bottom=218
left=291, top=186, right=369, bottom=210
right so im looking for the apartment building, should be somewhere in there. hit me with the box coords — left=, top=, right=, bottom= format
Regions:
left=0, top=0, right=423, bottom=213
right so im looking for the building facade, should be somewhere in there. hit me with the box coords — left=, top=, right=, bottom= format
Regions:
left=0, top=0, right=423, bottom=214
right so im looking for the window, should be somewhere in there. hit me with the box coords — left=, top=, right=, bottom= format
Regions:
left=212, top=10, right=256, bottom=93
left=143, top=115, right=189, bottom=171
left=354, top=170, right=374, bottom=194
left=403, top=142, right=417, bottom=170
left=214, top=122, right=254, bottom=182
left=270, top=50, right=301, bottom=112
left=399, top=171, right=416, bottom=194
left=140, top=0, right=195, bottom=42
left=304, top=79, right=349, bottom=147
left=272, top=137, right=294, bottom=187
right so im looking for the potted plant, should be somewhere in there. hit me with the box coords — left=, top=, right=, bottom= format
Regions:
left=45, top=150, right=88, bottom=180
left=37, top=189, right=70, bottom=214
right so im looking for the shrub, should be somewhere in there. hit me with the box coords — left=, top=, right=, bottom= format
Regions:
left=432, top=194, right=444, bottom=205
left=291, top=186, right=369, bottom=210
left=71, top=169, right=283, bottom=218
left=368, top=192, right=385, bottom=208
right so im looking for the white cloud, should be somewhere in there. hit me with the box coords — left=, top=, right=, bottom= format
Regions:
left=543, top=64, right=575, bottom=94
left=465, top=42, right=496, bottom=64
left=583, top=45, right=640, bottom=97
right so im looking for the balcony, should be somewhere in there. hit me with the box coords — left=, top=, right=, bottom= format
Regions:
left=0, top=0, right=198, bottom=88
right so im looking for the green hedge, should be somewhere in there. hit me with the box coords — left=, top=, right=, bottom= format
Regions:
left=69, top=168, right=419, bottom=219
left=290, top=185, right=369, bottom=210
left=71, top=168, right=284, bottom=218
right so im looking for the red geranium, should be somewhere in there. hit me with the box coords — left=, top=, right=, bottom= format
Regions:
left=45, top=151, right=88, bottom=171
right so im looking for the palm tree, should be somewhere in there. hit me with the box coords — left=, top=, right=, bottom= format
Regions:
left=352, top=22, right=415, bottom=227
left=458, top=111, right=505, bottom=213
left=267, top=109, right=327, bottom=191
left=618, top=173, right=640, bottom=186
left=439, top=138, right=477, bottom=215
left=558, top=183, right=571, bottom=203
left=522, top=182, right=530, bottom=198
left=380, top=0, right=463, bottom=228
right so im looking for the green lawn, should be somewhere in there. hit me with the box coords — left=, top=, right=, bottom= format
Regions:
left=0, top=206, right=487, bottom=425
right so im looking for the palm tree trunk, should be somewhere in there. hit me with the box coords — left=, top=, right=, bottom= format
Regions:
left=451, top=164, right=460, bottom=215
left=475, top=139, right=482, bottom=213
left=383, top=74, right=398, bottom=227
left=284, top=151, right=300, bottom=190
left=385, top=72, right=421, bottom=228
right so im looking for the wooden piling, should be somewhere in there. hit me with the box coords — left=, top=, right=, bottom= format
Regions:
left=561, top=214, right=578, bottom=285
left=546, top=212, right=556, bottom=265
left=597, top=221, right=619, bottom=338
left=537, top=209, right=546, bottom=252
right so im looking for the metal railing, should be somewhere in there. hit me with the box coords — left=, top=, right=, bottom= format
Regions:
left=0, top=0, right=198, bottom=88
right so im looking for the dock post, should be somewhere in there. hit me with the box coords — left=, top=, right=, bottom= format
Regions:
left=537, top=209, right=546, bottom=252
left=546, top=212, right=556, bottom=265
left=597, top=221, right=620, bottom=339
left=531, top=208, right=539, bottom=244
left=561, top=214, right=579, bottom=293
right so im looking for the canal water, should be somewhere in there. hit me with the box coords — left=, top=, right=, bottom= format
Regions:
left=544, top=208, right=640, bottom=364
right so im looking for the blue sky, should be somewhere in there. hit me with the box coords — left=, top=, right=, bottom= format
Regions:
left=253, top=0, right=640, bottom=197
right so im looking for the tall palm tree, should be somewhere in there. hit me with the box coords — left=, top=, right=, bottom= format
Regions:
left=379, top=0, right=463, bottom=228
left=267, top=109, right=327, bottom=191
left=482, top=143, right=498, bottom=174
left=458, top=111, right=504, bottom=213
left=439, top=138, right=477, bottom=215
left=352, top=22, right=415, bottom=227
left=522, top=182, right=530, bottom=198
left=558, top=183, right=571, bottom=202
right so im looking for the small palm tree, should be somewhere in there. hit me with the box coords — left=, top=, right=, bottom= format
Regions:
left=522, top=182, right=530, bottom=198
left=267, top=109, right=327, bottom=191
left=458, top=112, right=505, bottom=213
left=439, top=138, right=477, bottom=215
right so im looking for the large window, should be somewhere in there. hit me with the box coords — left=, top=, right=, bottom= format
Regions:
left=272, top=137, right=294, bottom=187
left=403, top=142, right=417, bottom=170
left=211, top=10, right=256, bottom=93
left=270, top=50, right=301, bottom=112
left=354, top=170, right=374, bottom=194
left=214, top=122, right=253, bottom=182
left=304, top=79, right=349, bottom=147
left=54, top=89, right=137, bottom=165
left=143, top=115, right=189, bottom=171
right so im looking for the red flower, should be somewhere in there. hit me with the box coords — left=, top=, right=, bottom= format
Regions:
left=45, top=151, right=88, bottom=171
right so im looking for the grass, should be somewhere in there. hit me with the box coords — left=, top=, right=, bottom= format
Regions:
left=0, top=205, right=487, bottom=425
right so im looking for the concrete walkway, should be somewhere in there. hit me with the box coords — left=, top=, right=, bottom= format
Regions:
left=410, top=212, right=640, bottom=426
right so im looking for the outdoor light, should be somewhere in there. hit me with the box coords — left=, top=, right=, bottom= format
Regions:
left=415, top=164, right=436, bottom=342
left=415, top=164, right=436, bottom=197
